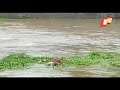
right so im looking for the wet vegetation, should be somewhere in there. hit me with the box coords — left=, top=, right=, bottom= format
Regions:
left=0, top=53, right=52, bottom=70
left=0, top=13, right=119, bottom=19
left=0, top=51, right=120, bottom=70
left=61, top=51, right=120, bottom=69
left=0, top=16, right=10, bottom=19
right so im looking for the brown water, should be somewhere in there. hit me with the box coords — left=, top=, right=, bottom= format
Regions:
left=0, top=18, right=120, bottom=77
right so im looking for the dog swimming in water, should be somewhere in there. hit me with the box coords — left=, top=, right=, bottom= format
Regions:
left=47, top=56, right=61, bottom=66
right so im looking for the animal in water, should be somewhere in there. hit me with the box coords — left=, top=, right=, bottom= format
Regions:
left=47, top=57, right=61, bottom=66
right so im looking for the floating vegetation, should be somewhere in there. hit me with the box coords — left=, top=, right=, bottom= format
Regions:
left=0, top=51, right=120, bottom=70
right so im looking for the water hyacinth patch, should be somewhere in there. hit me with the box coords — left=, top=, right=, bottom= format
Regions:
left=0, top=51, right=120, bottom=70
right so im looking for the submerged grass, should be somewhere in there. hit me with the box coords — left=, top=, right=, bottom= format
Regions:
left=0, top=51, right=120, bottom=70
left=0, top=16, right=10, bottom=19
left=61, top=51, right=120, bottom=68
left=0, top=53, right=52, bottom=70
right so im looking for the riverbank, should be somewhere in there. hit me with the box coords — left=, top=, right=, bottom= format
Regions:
left=0, top=51, right=120, bottom=71
left=0, top=13, right=118, bottom=19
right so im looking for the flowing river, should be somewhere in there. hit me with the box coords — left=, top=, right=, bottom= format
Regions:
left=0, top=18, right=120, bottom=77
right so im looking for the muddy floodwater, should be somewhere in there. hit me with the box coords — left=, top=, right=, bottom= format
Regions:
left=0, top=18, right=120, bottom=77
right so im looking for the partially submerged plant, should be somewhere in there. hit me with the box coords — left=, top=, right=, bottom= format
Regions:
left=0, top=51, right=120, bottom=70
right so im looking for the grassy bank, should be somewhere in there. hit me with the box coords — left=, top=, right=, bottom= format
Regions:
left=0, top=51, right=120, bottom=70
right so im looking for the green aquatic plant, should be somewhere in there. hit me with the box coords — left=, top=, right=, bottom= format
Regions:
left=0, top=16, right=10, bottom=19
left=59, top=51, right=120, bottom=68
left=0, top=51, right=120, bottom=70
left=0, top=53, right=52, bottom=70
